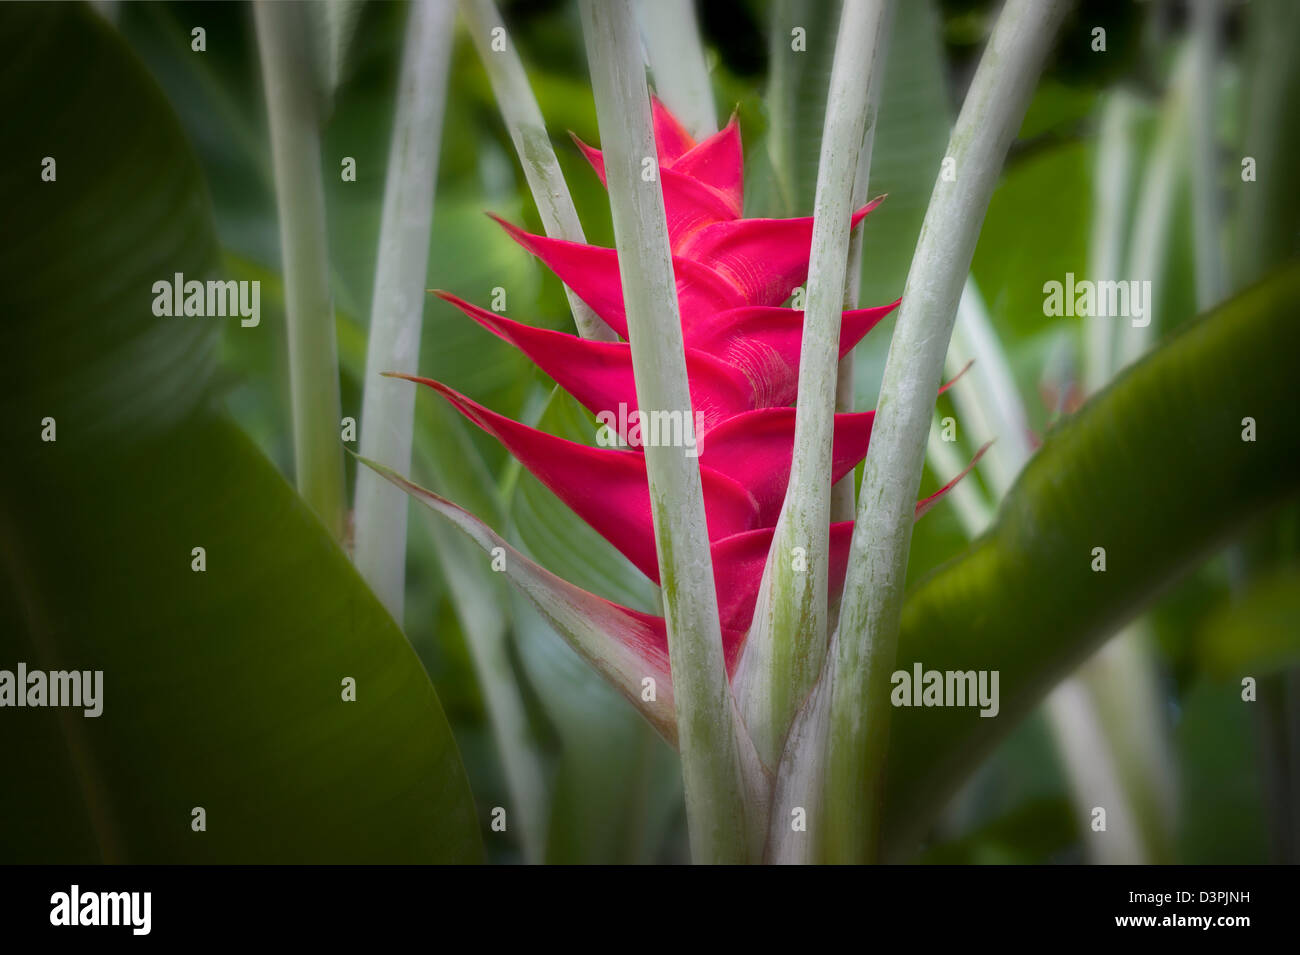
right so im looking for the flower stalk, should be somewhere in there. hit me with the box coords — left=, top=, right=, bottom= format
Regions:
left=461, top=0, right=615, bottom=342
left=823, top=0, right=1072, bottom=863
left=1083, top=91, right=1137, bottom=394
left=739, top=0, right=893, bottom=772
left=579, top=0, right=761, bottom=863
left=635, top=0, right=718, bottom=141
left=255, top=0, right=346, bottom=541
left=1117, top=44, right=1192, bottom=370
left=353, top=0, right=455, bottom=618
left=833, top=2, right=895, bottom=524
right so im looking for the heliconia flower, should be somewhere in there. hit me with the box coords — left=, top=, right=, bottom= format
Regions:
left=368, top=99, right=982, bottom=728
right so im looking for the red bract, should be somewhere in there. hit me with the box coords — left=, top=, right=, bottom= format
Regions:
left=396, top=99, right=971, bottom=685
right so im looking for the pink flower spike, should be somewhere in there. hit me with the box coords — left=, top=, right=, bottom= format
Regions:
left=387, top=373, right=761, bottom=582
left=572, top=132, right=738, bottom=248
left=669, top=114, right=744, bottom=215
left=700, top=409, right=875, bottom=524
left=651, top=94, right=695, bottom=162
left=490, top=214, right=747, bottom=335
left=683, top=301, right=899, bottom=407
left=640, top=613, right=750, bottom=678
left=674, top=196, right=887, bottom=315
left=432, top=292, right=758, bottom=439
left=707, top=522, right=856, bottom=633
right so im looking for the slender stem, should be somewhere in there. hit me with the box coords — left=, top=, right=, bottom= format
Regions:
left=1190, top=0, right=1224, bottom=311
left=924, top=411, right=993, bottom=532
left=353, top=0, right=455, bottom=620
left=946, top=282, right=1033, bottom=491
left=1117, top=45, right=1192, bottom=370
left=460, top=6, right=621, bottom=837
left=461, top=0, right=615, bottom=342
left=316, top=0, right=364, bottom=102
left=832, top=2, right=895, bottom=524
left=1234, top=0, right=1300, bottom=289
left=823, top=0, right=1071, bottom=863
left=1083, top=92, right=1137, bottom=395
left=255, top=0, right=346, bottom=541
left=766, top=0, right=797, bottom=216
left=738, top=0, right=893, bottom=773
left=416, top=500, right=549, bottom=863
left=635, top=0, right=718, bottom=140
left=580, top=0, right=760, bottom=864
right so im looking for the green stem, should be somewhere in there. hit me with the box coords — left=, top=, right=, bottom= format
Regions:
left=737, top=0, right=893, bottom=773
left=1116, top=44, right=1192, bottom=370
left=580, top=0, right=761, bottom=864
left=416, top=500, right=549, bottom=863
left=823, top=0, right=1071, bottom=863
left=254, top=0, right=346, bottom=541
left=636, top=0, right=718, bottom=140
left=461, top=0, right=615, bottom=341
left=1083, top=92, right=1138, bottom=395
left=832, top=1, right=895, bottom=524
left=354, top=0, right=455, bottom=619
left=924, top=410, right=993, bottom=532
left=1233, top=0, right=1300, bottom=289
left=1190, top=0, right=1224, bottom=311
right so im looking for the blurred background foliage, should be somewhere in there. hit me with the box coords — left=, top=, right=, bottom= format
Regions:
left=100, top=0, right=1299, bottom=863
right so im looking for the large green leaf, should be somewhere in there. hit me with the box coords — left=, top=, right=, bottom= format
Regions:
left=880, top=265, right=1300, bottom=858
left=0, top=2, right=479, bottom=863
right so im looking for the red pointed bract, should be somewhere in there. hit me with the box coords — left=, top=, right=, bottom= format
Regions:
left=433, top=292, right=756, bottom=439
left=670, top=115, right=744, bottom=214
left=491, top=215, right=748, bottom=336
left=388, top=374, right=761, bottom=582
left=700, top=409, right=875, bottom=524
left=674, top=198, right=884, bottom=313
left=650, top=95, right=695, bottom=163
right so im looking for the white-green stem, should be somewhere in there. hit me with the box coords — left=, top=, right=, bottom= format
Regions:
left=417, top=502, right=549, bottom=863
left=924, top=410, right=993, bottom=532
left=255, top=0, right=346, bottom=542
left=89, top=0, right=117, bottom=23
left=354, top=0, right=455, bottom=620
left=461, top=0, right=615, bottom=342
left=1049, top=625, right=1179, bottom=862
left=765, top=0, right=798, bottom=216
left=580, top=0, right=761, bottom=864
left=823, top=0, right=1070, bottom=863
left=946, top=282, right=1033, bottom=489
left=635, top=0, right=718, bottom=140
left=458, top=8, right=621, bottom=843
left=310, top=0, right=363, bottom=105
left=1190, top=0, right=1224, bottom=311
left=1083, top=92, right=1137, bottom=395
left=737, top=0, right=892, bottom=773
left=1117, top=44, right=1192, bottom=370
left=1234, top=0, right=1300, bottom=289
left=832, top=1, right=895, bottom=524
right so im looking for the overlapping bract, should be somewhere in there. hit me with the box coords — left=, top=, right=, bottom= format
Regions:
left=400, top=99, right=964, bottom=680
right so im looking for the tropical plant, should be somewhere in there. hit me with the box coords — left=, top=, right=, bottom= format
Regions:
left=3, top=0, right=1297, bottom=866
